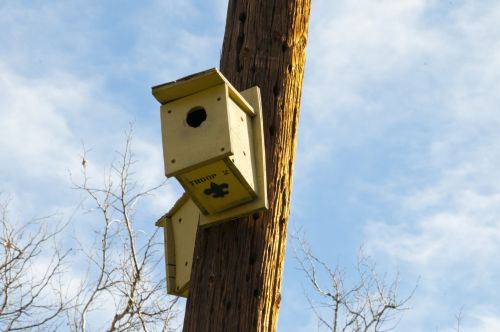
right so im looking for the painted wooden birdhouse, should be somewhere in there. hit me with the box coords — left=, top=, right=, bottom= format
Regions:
left=152, top=68, right=268, bottom=220
left=156, top=194, right=199, bottom=297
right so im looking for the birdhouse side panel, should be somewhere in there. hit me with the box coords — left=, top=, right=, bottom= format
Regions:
left=227, top=97, right=257, bottom=193
left=198, top=86, right=268, bottom=227
left=171, top=199, right=199, bottom=295
left=160, top=84, right=232, bottom=177
left=164, top=220, right=176, bottom=295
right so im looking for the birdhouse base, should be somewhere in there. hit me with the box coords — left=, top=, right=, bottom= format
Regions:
left=177, top=158, right=257, bottom=215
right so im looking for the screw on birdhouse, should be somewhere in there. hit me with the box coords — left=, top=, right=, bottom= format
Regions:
left=171, top=159, right=176, bottom=163
left=178, top=218, right=182, bottom=223
left=220, top=147, right=225, bottom=152
left=167, top=110, right=172, bottom=114
left=217, top=97, right=221, bottom=101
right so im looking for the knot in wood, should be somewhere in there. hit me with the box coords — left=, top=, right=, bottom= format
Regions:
left=208, top=272, right=216, bottom=287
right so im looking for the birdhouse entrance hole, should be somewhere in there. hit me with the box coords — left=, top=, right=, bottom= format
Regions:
left=186, top=107, right=207, bottom=128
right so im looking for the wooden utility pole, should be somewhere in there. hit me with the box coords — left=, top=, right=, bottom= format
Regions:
left=183, top=1, right=311, bottom=331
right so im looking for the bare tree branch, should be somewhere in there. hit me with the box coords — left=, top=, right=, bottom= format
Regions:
left=454, top=306, right=465, bottom=332
left=68, top=125, right=178, bottom=332
left=292, top=233, right=417, bottom=332
left=2, top=126, right=178, bottom=331
left=0, top=194, right=71, bottom=331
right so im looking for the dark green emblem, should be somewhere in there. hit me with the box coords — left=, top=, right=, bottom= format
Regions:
left=204, top=182, right=229, bottom=198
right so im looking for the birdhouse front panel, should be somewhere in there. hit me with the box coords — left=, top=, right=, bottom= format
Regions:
left=177, top=159, right=257, bottom=214
left=160, top=84, right=232, bottom=177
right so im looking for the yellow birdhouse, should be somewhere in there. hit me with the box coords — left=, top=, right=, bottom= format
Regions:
left=152, top=68, right=268, bottom=220
left=156, top=194, right=200, bottom=297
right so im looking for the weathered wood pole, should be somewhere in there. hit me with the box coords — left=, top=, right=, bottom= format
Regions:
left=183, top=0, right=311, bottom=331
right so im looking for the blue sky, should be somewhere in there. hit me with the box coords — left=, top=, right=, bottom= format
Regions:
left=2, top=0, right=500, bottom=331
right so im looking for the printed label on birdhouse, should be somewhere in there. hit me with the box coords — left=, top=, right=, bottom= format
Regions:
left=177, top=160, right=255, bottom=214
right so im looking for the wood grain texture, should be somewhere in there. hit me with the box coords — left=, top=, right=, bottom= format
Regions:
left=183, top=1, right=311, bottom=331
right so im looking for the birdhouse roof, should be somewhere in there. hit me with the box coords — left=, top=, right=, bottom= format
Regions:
left=155, top=192, right=191, bottom=227
left=152, top=68, right=254, bottom=115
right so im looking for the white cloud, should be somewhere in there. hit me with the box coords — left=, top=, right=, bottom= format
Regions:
left=367, top=210, right=500, bottom=274
left=281, top=0, right=500, bottom=330
left=5, top=0, right=500, bottom=330
left=306, top=0, right=442, bottom=109
left=0, top=63, right=100, bottom=180
left=358, top=2, right=500, bottom=329
left=0, top=1, right=103, bottom=77
left=120, top=0, right=224, bottom=84
left=0, top=2, right=196, bottom=330
left=295, top=0, right=449, bottom=176
left=472, top=314, right=500, bottom=331
left=0, top=1, right=184, bottom=217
